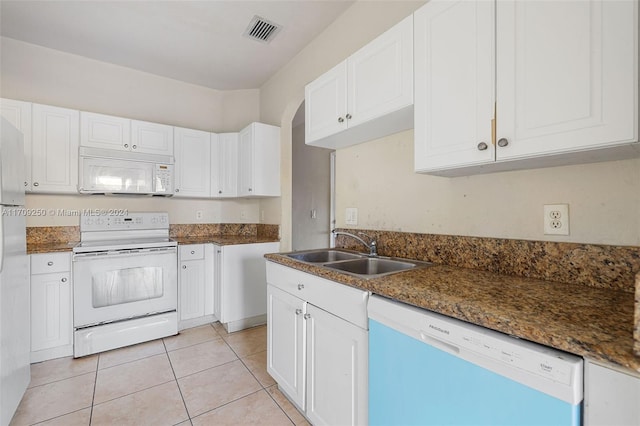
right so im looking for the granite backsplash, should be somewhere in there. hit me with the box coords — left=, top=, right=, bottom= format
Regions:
left=334, top=228, right=640, bottom=293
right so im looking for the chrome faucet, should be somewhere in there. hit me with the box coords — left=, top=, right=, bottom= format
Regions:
left=332, top=229, right=378, bottom=256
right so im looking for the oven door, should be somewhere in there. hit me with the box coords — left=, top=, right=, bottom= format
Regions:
left=73, top=247, right=177, bottom=328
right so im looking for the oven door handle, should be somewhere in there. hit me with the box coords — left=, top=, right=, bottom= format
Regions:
left=73, top=247, right=177, bottom=261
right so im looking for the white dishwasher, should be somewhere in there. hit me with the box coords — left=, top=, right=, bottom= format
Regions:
left=368, top=295, right=583, bottom=426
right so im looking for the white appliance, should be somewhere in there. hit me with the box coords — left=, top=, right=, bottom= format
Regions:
left=72, top=212, right=178, bottom=357
left=368, top=295, right=583, bottom=426
left=0, top=117, right=30, bottom=426
left=78, top=147, right=174, bottom=195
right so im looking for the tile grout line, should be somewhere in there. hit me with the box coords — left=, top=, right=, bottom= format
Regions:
left=163, top=337, right=192, bottom=423
left=89, top=355, right=100, bottom=426
left=263, top=386, right=299, bottom=426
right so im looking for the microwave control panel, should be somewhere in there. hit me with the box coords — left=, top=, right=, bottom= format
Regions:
left=154, top=164, right=173, bottom=194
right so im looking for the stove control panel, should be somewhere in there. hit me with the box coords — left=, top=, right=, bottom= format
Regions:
left=80, top=212, right=169, bottom=231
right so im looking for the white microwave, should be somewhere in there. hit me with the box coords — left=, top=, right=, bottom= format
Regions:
left=78, top=147, right=174, bottom=196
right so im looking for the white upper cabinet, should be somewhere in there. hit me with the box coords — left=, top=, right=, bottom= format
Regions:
left=211, top=133, right=238, bottom=198
left=305, top=15, right=413, bottom=149
left=80, top=111, right=131, bottom=151
left=0, top=98, right=32, bottom=190
left=415, top=0, right=639, bottom=176
left=238, top=122, right=280, bottom=197
left=131, top=120, right=174, bottom=156
left=174, top=127, right=211, bottom=198
left=31, top=104, right=79, bottom=193
left=81, top=112, right=174, bottom=156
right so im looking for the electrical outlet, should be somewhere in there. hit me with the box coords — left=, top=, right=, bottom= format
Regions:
left=240, top=210, right=247, bottom=220
left=345, top=208, right=358, bottom=226
left=196, top=210, right=203, bottom=220
left=544, top=204, right=569, bottom=235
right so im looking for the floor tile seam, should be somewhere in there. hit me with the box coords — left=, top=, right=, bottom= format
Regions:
left=188, top=387, right=271, bottom=422
left=237, top=354, right=270, bottom=390
left=163, top=338, right=192, bottom=422
left=92, top=376, right=177, bottom=407
left=164, top=335, right=225, bottom=354
left=89, top=363, right=99, bottom=426
left=96, top=350, right=170, bottom=372
left=23, top=370, right=96, bottom=392
left=264, top=385, right=302, bottom=426
left=173, top=357, right=241, bottom=381
left=29, top=406, right=90, bottom=426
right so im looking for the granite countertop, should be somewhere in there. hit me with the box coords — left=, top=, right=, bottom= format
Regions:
left=265, top=252, right=640, bottom=374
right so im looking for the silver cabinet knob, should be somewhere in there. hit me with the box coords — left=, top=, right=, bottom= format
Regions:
left=497, top=138, right=509, bottom=147
left=346, top=113, right=352, bottom=120
left=33, top=182, right=39, bottom=187
left=248, top=188, right=252, bottom=192
left=124, top=143, right=129, bottom=148
left=175, top=188, right=180, bottom=192
left=297, top=284, right=304, bottom=290
left=132, top=145, right=137, bottom=149
left=303, top=313, right=311, bottom=320
left=47, top=261, right=53, bottom=266
left=295, top=309, right=302, bottom=315
left=182, top=265, right=187, bottom=269
left=24, top=182, right=28, bottom=186
left=218, top=190, right=222, bottom=194
left=338, top=117, right=344, bottom=123
left=190, top=250, right=195, bottom=254
left=61, top=277, right=67, bottom=283
left=477, top=142, right=488, bottom=151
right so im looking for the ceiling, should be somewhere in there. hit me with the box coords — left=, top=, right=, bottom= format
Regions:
left=0, top=0, right=354, bottom=90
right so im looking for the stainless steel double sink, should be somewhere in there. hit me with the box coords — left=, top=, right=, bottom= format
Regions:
left=286, top=249, right=432, bottom=279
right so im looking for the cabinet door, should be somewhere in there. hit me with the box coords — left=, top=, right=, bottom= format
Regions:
left=347, top=15, right=413, bottom=128
left=306, top=304, right=367, bottom=426
left=211, top=133, right=238, bottom=198
left=179, top=259, right=206, bottom=321
left=32, top=104, right=79, bottom=193
left=174, top=127, right=211, bottom=198
left=305, top=61, right=348, bottom=144
left=80, top=111, right=130, bottom=151
left=131, top=120, right=174, bottom=155
left=267, top=284, right=306, bottom=409
left=585, top=361, right=640, bottom=425
left=31, top=272, right=71, bottom=352
left=0, top=98, right=32, bottom=190
left=496, top=0, right=637, bottom=160
left=414, top=0, right=495, bottom=172
left=238, top=123, right=280, bottom=197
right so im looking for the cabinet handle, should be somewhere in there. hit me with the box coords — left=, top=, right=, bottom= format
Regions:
left=497, top=138, right=509, bottom=147
left=61, top=277, right=67, bottom=283
left=24, top=182, right=28, bottom=187
left=190, top=250, right=195, bottom=254
left=248, top=188, right=252, bottom=192
left=47, top=261, right=53, bottom=266
left=477, top=142, right=488, bottom=151
left=132, top=145, right=137, bottom=149
left=218, top=190, right=222, bottom=194
left=304, top=313, right=311, bottom=320
left=124, top=143, right=129, bottom=148
left=217, top=250, right=221, bottom=253
left=297, top=284, right=304, bottom=290
left=295, top=309, right=302, bottom=315
left=346, top=113, right=352, bottom=120
left=175, top=188, right=180, bottom=192
left=337, top=117, right=344, bottom=123
left=33, top=182, right=39, bottom=187
left=182, top=265, right=187, bottom=269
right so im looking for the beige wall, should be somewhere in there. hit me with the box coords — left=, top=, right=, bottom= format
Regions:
left=260, top=0, right=640, bottom=248
left=1, top=37, right=263, bottom=226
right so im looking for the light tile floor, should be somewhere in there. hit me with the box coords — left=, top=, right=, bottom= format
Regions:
left=10, top=323, right=309, bottom=426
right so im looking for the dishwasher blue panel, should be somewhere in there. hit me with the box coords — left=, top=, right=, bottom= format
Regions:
left=369, top=320, right=581, bottom=426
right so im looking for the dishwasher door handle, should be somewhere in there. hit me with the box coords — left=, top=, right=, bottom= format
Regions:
left=419, top=332, right=460, bottom=355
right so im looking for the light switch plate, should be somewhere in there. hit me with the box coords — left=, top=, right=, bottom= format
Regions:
left=345, top=207, right=358, bottom=226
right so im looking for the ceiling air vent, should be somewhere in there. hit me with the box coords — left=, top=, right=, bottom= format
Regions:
left=244, top=15, right=281, bottom=43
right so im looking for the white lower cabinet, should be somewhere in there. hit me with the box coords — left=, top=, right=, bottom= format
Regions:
left=217, top=242, right=280, bottom=332
left=584, top=359, right=640, bottom=425
left=266, top=261, right=368, bottom=426
left=30, top=252, right=73, bottom=362
left=178, top=244, right=214, bottom=330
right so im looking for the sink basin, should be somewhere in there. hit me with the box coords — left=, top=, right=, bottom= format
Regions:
left=324, top=257, right=428, bottom=278
left=286, top=249, right=364, bottom=263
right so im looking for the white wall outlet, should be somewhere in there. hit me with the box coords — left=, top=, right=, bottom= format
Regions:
left=345, top=207, right=358, bottom=226
left=544, top=204, right=569, bottom=235
left=196, top=210, right=203, bottom=220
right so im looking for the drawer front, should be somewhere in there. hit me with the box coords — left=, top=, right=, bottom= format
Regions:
left=266, top=261, right=369, bottom=329
left=31, top=252, right=71, bottom=274
left=180, top=244, right=205, bottom=261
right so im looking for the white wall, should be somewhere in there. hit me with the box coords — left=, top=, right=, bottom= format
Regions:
left=259, top=0, right=640, bottom=248
left=1, top=37, right=263, bottom=226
